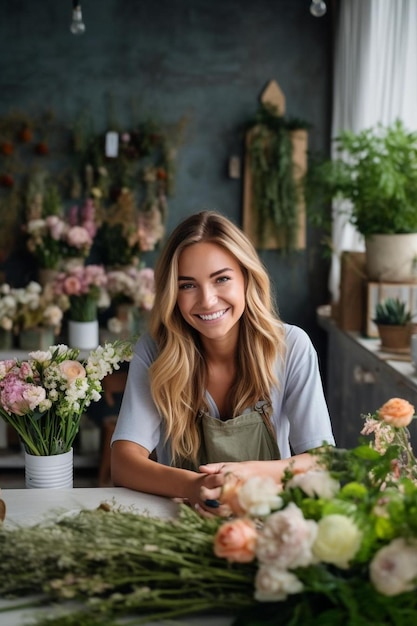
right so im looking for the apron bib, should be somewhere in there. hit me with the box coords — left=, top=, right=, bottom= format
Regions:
left=178, top=406, right=280, bottom=470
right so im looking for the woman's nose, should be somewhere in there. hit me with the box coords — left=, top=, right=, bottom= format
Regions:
left=199, top=285, right=217, bottom=307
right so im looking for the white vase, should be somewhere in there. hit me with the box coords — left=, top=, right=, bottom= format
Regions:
left=24, top=448, right=73, bottom=489
left=68, top=319, right=99, bottom=350
left=365, top=233, right=417, bottom=282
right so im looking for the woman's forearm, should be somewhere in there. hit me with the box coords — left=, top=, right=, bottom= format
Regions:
left=111, top=440, right=202, bottom=502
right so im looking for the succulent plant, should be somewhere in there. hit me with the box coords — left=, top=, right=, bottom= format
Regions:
left=373, top=298, right=413, bottom=326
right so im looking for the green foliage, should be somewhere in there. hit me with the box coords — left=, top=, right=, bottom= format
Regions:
left=246, top=104, right=309, bottom=252
left=306, top=119, right=417, bottom=237
left=373, top=297, right=413, bottom=325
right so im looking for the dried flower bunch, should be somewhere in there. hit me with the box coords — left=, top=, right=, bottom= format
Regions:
left=0, top=340, right=132, bottom=456
left=1, top=398, right=417, bottom=626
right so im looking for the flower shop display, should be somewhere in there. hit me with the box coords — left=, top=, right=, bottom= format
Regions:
left=106, top=265, right=155, bottom=338
left=0, top=340, right=133, bottom=488
left=1, top=398, right=417, bottom=624
left=52, top=264, right=108, bottom=349
left=0, top=105, right=181, bottom=289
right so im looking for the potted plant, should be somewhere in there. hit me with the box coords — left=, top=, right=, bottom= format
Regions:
left=372, top=297, right=413, bottom=351
left=307, top=119, right=417, bottom=281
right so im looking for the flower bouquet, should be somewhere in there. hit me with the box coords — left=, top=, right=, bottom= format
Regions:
left=0, top=340, right=132, bottom=456
left=106, top=266, right=155, bottom=336
left=2, top=398, right=417, bottom=625
left=52, top=264, right=108, bottom=322
left=13, top=281, right=64, bottom=335
left=24, top=198, right=97, bottom=272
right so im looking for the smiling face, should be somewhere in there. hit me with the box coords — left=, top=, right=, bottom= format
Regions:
left=176, top=242, right=246, bottom=345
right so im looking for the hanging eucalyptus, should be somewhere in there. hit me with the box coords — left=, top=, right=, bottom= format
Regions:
left=246, top=104, right=310, bottom=251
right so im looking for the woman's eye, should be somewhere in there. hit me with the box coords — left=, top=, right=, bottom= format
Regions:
left=216, top=276, right=230, bottom=284
left=179, top=283, right=194, bottom=290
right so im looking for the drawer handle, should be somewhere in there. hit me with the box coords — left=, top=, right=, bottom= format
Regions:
left=353, top=366, right=376, bottom=384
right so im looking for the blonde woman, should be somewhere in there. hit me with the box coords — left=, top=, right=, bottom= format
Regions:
left=111, top=211, right=334, bottom=515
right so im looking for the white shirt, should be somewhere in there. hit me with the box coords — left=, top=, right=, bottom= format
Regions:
left=112, top=323, right=335, bottom=464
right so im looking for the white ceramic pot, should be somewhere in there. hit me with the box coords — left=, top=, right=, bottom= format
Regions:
left=68, top=319, right=99, bottom=350
left=365, top=233, right=417, bottom=282
left=24, top=448, right=73, bottom=489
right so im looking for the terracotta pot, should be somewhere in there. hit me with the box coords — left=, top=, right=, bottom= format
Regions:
left=376, top=324, right=411, bottom=352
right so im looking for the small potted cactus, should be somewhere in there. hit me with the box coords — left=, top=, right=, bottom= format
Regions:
left=373, top=297, right=413, bottom=352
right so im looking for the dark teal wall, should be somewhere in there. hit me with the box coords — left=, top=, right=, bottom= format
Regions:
left=0, top=0, right=332, bottom=355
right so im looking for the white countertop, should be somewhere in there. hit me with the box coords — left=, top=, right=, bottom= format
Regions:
left=1, top=486, right=179, bottom=527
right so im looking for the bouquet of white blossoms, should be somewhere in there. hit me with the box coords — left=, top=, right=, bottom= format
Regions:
left=0, top=340, right=132, bottom=455
left=1, top=397, right=417, bottom=626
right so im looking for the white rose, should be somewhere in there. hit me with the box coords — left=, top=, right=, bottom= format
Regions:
left=255, top=564, right=303, bottom=602
left=313, top=514, right=362, bottom=569
left=237, top=476, right=283, bottom=517
left=370, top=537, right=417, bottom=596
left=287, top=470, right=340, bottom=500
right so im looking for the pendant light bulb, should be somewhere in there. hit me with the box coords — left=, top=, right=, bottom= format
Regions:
left=310, top=0, right=327, bottom=17
left=70, top=2, right=86, bottom=35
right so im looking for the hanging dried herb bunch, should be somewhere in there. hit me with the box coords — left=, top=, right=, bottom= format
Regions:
left=246, top=104, right=310, bottom=252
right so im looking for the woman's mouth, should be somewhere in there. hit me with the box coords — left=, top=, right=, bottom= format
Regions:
left=196, top=308, right=228, bottom=321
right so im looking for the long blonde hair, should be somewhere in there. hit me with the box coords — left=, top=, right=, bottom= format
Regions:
left=149, top=210, right=286, bottom=464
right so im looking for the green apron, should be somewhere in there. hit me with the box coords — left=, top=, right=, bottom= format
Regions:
left=178, top=405, right=280, bottom=470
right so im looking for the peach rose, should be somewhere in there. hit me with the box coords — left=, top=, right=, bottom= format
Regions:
left=377, top=398, right=415, bottom=428
left=213, top=518, right=257, bottom=563
left=219, top=473, right=246, bottom=516
left=59, top=360, right=86, bottom=384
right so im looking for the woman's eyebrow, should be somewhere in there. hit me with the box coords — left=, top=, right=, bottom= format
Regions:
left=178, top=267, right=234, bottom=281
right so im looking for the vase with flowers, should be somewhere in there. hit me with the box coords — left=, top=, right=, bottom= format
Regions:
left=24, top=198, right=97, bottom=282
left=13, top=281, right=65, bottom=351
left=106, top=266, right=155, bottom=338
left=0, top=340, right=132, bottom=488
left=52, top=265, right=108, bottom=350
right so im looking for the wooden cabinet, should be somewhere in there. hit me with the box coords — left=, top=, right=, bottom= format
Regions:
left=322, top=316, right=417, bottom=450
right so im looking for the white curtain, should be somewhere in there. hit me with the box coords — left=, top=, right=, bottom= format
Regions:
left=329, top=0, right=417, bottom=301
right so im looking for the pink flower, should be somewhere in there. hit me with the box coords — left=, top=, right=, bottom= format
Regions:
left=46, top=216, right=66, bottom=240
left=213, top=518, right=258, bottom=563
left=59, top=360, right=86, bottom=384
left=0, top=374, right=45, bottom=415
left=370, top=537, right=417, bottom=595
left=66, top=226, right=92, bottom=249
left=256, top=502, right=317, bottom=569
left=63, top=276, right=82, bottom=296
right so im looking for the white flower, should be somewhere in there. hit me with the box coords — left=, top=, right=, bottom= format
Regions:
left=256, top=502, right=318, bottom=569
left=237, top=476, right=282, bottom=517
left=286, top=470, right=340, bottom=500
left=313, top=514, right=362, bottom=569
left=370, top=537, right=417, bottom=596
left=255, top=564, right=303, bottom=601
left=108, top=317, right=124, bottom=334
left=29, top=350, right=52, bottom=363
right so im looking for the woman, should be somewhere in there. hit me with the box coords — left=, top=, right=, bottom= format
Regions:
left=111, top=211, right=334, bottom=514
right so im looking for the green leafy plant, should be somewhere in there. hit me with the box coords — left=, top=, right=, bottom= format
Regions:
left=246, top=104, right=310, bottom=251
left=307, top=119, right=417, bottom=237
left=373, top=297, right=413, bottom=326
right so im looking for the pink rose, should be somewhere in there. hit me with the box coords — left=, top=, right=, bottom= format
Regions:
left=377, top=398, right=415, bottom=428
left=59, top=360, right=86, bottom=384
left=213, top=518, right=257, bottom=563
left=66, top=226, right=92, bottom=248
left=63, top=276, right=82, bottom=296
